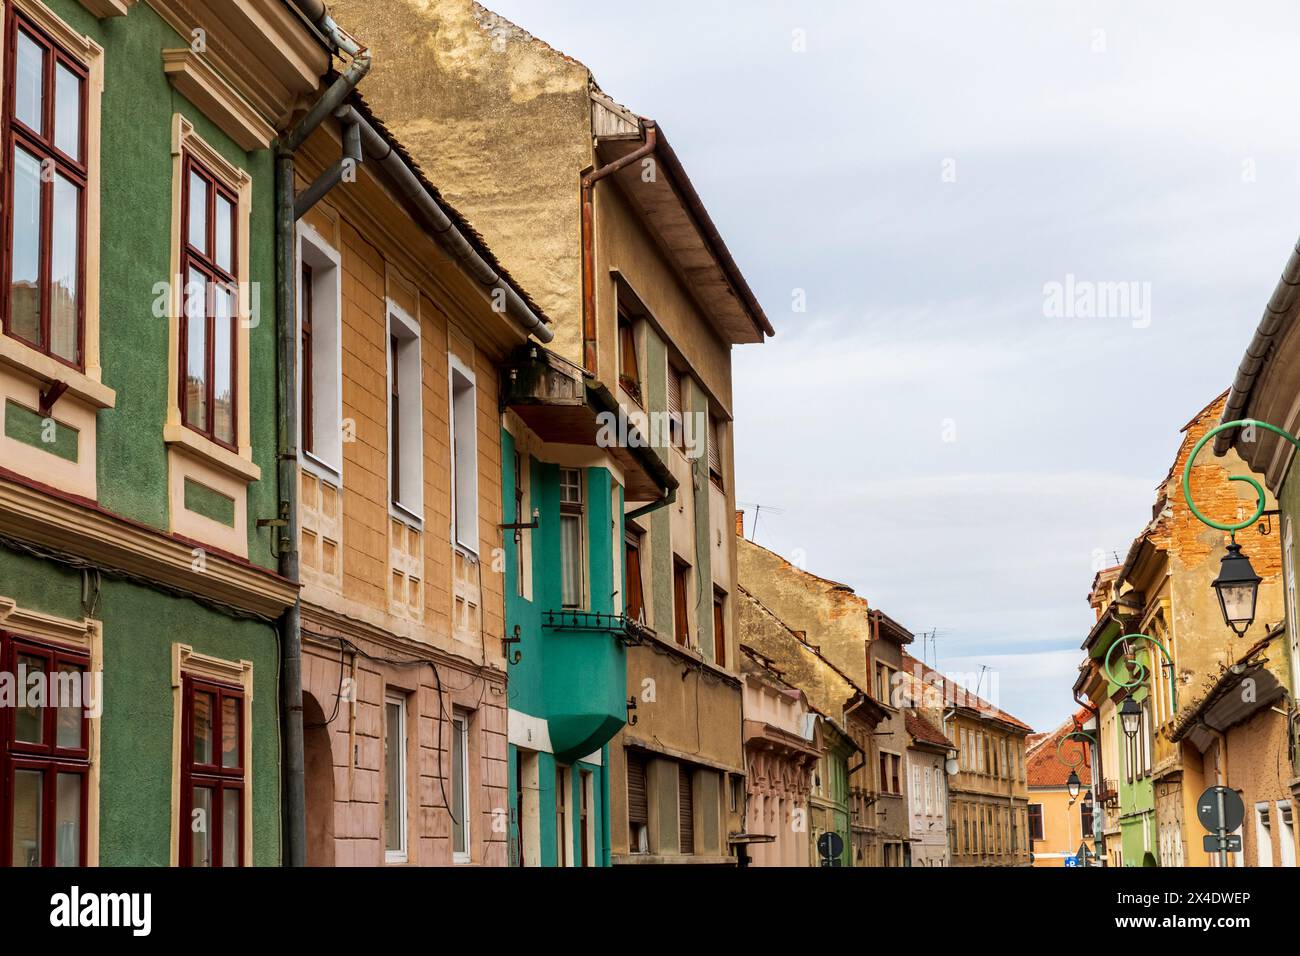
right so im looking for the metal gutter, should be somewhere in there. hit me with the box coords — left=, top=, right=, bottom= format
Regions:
left=1213, top=236, right=1300, bottom=455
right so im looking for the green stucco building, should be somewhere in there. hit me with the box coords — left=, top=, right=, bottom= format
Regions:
left=0, top=0, right=321, bottom=866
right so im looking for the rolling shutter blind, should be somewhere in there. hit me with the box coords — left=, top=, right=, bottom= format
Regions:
left=627, top=752, right=648, bottom=825
left=679, top=765, right=694, bottom=854
left=667, top=369, right=683, bottom=448
left=707, top=415, right=722, bottom=480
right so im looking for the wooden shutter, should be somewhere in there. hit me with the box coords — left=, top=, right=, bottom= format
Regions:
left=626, top=535, right=645, bottom=623
left=673, top=560, right=690, bottom=646
left=627, top=751, right=648, bottom=825
left=618, top=313, right=640, bottom=398
left=712, top=590, right=726, bottom=668
left=679, top=765, right=694, bottom=854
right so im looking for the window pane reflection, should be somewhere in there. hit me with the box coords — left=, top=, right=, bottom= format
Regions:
left=55, top=774, right=82, bottom=867
left=187, top=170, right=207, bottom=252
left=192, top=690, right=215, bottom=765
left=12, top=770, right=43, bottom=867
left=10, top=148, right=43, bottom=348
left=191, top=787, right=213, bottom=867
left=50, top=174, right=81, bottom=363
left=184, top=269, right=208, bottom=430
left=54, top=63, right=82, bottom=160
left=222, top=789, right=240, bottom=866
left=15, top=31, right=43, bottom=132
left=15, top=653, right=44, bottom=744
left=213, top=287, right=234, bottom=444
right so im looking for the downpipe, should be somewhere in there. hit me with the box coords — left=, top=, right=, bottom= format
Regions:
left=276, top=5, right=370, bottom=867
left=581, top=121, right=658, bottom=373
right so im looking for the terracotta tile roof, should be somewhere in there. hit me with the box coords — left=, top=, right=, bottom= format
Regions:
left=906, top=710, right=951, bottom=750
left=1025, top=716, right=1091, bottom=788
left=900, top=652, right=1034, bottom=734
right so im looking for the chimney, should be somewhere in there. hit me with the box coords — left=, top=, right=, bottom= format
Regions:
left=735, top=509, right=745, bottom=537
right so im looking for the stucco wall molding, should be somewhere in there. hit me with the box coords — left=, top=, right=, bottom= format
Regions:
left=0, top=473, right=297, bottom=619
left=162, top=48, right=275, bottom=151
left=77, top=0, right=135, bottom=16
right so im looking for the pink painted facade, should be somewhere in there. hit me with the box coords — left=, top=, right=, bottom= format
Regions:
left=741, top=649, right=819, bottom=866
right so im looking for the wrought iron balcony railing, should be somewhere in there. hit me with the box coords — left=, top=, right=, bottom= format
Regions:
left=542, top=609, right=653, bottom=645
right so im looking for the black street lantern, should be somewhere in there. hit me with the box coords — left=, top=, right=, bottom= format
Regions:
left=1211, top=541, right=1262, bottom=637
left=1067, top=770, right=1081, bottom=800
left=1120, top=697, right=1142, bottom=741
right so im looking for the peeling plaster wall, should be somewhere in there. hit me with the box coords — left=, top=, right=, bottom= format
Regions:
left=330, top=0, right=593, bottom=361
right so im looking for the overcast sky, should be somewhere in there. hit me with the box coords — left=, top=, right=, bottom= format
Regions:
left=488, top=0, right=1300, bottom=732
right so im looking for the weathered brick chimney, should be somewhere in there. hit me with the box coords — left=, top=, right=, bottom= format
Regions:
left=735, top=509, right=744, bottom=537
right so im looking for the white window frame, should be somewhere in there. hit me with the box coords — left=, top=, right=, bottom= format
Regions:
left=581, top=768, right=596, bottom=867
left=1255, top=802, right=1274, bottom=868
left=556, top=764, right=574, bottom=867
left=559, top=467, right=587, bottom=609
left=1277, top=801, right=1296, bottom=867
left=448, top=354, right=478, bottom=554
left=452, top=712, right=471, bottom=864
left=296, top=223, right=343, bottom=481
left=384, top=693, right=408, bottom=864
left=386, top=302, right=423, bottom=525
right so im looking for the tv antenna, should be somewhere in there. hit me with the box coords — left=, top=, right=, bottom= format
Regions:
left=739, top=501, right=785, bottom=543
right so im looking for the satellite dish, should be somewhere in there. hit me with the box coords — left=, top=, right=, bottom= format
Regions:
left=945, top=757, right=959, bottom=776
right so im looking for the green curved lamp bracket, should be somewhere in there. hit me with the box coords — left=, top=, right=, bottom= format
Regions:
left=1055, top=729, right=1096, bottom=771
left=1183, top=419, right=1300, bottom=535
left=1103, top=633, right=1177, bottom=712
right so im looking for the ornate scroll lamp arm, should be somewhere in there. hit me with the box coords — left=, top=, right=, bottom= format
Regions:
left=1103, top=634, right=1177, bottom=713
left=1182, top=419, right=1300, bottom=534
left=1056, top=730, right=1097, bottom=771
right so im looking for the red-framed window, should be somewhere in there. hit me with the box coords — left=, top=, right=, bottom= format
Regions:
left=2, top=6, right=88, bottom=369
left=1, top=632, right=91, bottom=867
left=180, top=675, right=244, bottom=867
left=179, top=153, right=238, bottom=449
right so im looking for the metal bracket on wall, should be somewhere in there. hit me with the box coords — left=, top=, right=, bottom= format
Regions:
left=502, top=624, right=522, bottom=665
left=38, top=380, right=69, bottom=417
left=257, top=503, right=290, bottom=559
left=626, top=696, right=638, bottom=726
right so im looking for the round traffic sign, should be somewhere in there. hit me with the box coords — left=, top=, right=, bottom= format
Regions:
left=817, top=831, right=844, bottom=861
left=1196, top=785, right=1245, bottom=833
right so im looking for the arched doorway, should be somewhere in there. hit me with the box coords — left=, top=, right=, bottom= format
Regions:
left=303, top=693, right=336, bottom=867
left=1141, top=851, right=1158, bottom=867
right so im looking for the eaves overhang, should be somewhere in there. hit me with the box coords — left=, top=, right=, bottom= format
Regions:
left=1213, top=233, right=1300, bottom=488
left=591, top=94, right=773, bottom=346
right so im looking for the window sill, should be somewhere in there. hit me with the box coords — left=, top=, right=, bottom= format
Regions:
left=389, top=500, right=424, bottom=530
left=164, top=422, right=260, bottom=483
left=301, top=450, right=342, bottom=486
left=0, top=335, right=115, bottom=410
